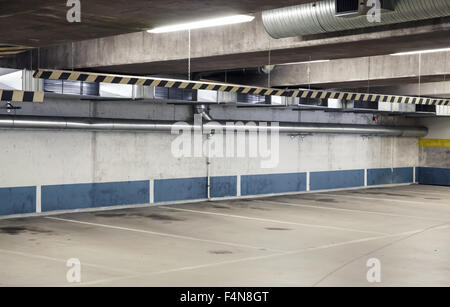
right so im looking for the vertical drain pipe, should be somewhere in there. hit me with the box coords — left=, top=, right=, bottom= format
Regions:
left=194, top=105, right=213, bottom=200
left=206, top=133, right=212, bottom=201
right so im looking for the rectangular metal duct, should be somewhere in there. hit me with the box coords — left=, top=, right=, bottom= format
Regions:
left=336, top=0, right=394, bottom=17
left=335, top=0, right=360, bottom=16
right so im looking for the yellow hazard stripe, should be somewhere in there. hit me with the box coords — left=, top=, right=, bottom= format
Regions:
left=193, top=83, right=203, bottom=90
left=253, top=88, right=263, bottom=95
left=150, top=80, right=161, bottom=87
left=33, top=91, right=45, bottom=102
left=86, top=75, right=97, bottom=82
left=0, top=90, right=44, bottom=103
left=179, top=82, right=189, bottom=89
left=50, top=71, right=63, bottom=79
left=120, top=77, right=131, bottom=85
left=241, top=87, right=251, bottom=94
left=274, top=90, right=284, bottom=96
left=103, top=75, right=115, bottom=83
left=419, top=139, right=450, bottom=148
left=12, top=91, right=24, bottom=102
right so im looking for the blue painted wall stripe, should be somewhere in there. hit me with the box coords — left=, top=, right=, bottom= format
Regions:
left=367, top=167, right=414, bottom=186
left=41, top=180, right=149, bottom=212
left=210, top=176, right=237, bottom=198
left=310, top=169, right=364, bottom=191
left=417, top=167, right=450, bottom=186
left=241, top=173, right=307, bottom=196
left=393, top=167, right=414, bottom=184
left=0, top=166, right=426, bottom=217
left=0, top=186, right=36, bottom=216
left=154, top=177, right=207, bottom=203
left=367, top=168, right=392, bottom=186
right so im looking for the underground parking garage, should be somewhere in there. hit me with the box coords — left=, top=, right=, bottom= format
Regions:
left=0, top=0, right=450, bottom=292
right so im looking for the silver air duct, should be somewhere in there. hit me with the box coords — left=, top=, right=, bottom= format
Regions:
left=262, top=0, right=450, bottom=38
left=0, top=115, right=427, bottom=137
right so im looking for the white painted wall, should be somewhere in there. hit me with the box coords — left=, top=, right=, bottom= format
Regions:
left=0, top=96, right=423, bottom=189
left=0, top=129, right=418, bottom=188
left=418, top=117, right=450, bottom=168
left=419, top=117, right=450, bottom=139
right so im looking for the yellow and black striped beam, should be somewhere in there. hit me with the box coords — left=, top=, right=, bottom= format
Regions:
left=0, top=89, right=44, bottom=103
left=34, top=69, right=286, bottom=97
left=34, top=69, right=450, bottom=106
left=287, top=89, right=450, bottom=106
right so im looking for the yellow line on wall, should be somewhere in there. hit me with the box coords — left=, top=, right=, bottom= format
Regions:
left=419, top=139, right=450, bottom=148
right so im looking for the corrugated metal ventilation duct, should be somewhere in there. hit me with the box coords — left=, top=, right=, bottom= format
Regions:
left=262, top=0, right=450, bottom=38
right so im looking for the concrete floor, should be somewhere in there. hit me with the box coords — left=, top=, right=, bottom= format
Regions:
left=1, top=184, right=449, bottom=287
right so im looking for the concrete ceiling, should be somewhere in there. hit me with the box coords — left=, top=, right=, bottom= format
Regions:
left=0, top=0, right=313, bottom=47
left=1, top=1, right=448, bottom=89
left=61, top=17, right=450, bottom=71
left=356, top=81, right=450, bottom=98
left=4, top=14, right=448, bottom=76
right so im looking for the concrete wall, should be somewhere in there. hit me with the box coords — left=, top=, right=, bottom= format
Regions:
left=418, top=117, right=450, bottom=186
left=420, top=117, right=450, bottom=140
left=0, top=128, right=418, bottom=217
left=0, top=98, right=422, bottom=217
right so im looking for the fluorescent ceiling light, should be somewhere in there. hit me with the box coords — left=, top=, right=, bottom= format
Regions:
left=278, top=60, right=330, bottom=66
left=147, top=15, right=255, bottom=33
left=391, top=47, right=450, bottom=56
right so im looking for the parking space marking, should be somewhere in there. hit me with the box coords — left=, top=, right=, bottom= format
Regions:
left=376, top=188, right=450, bottom=198
left=312, top=221, right=450, bottom=286
left=257, top=200, right=448, bottom=222
left=3, top=185, right=449, bottom=286
left=386, top=185, right=450, bottom=192
left=45, top=217, right=284, bottom=253
left=0, top=248, right=134, bottom=274
left=350, top=186, right=450, bottom=195
left=323, top=193, right=450, bottom=207
left=163, top=207, right=388, bottom=235
left=77, top=225, right=449, bottom=286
